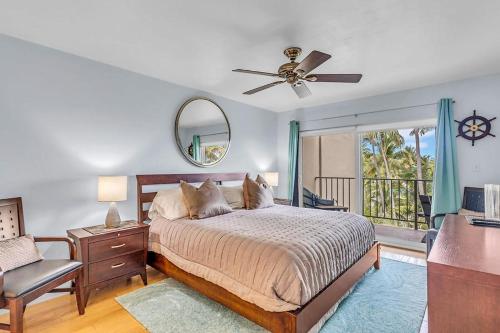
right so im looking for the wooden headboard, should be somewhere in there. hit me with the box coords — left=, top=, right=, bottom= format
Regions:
left=136, top=172, right=246, bottom=223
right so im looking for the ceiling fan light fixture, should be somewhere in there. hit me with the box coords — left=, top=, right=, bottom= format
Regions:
left=232, top=47, right=363, bottom=98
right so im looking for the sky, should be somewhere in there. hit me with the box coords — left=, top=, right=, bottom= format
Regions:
left=399, top=128, right=436, bottom=158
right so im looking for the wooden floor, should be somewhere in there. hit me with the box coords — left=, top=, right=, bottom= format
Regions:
left=0, top=245, right=425, bottom=333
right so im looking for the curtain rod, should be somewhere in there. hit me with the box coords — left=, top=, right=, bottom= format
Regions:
left=297, top=100, right=455, bottom=124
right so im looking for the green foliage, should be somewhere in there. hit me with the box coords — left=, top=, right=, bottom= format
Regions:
left=203, top=144, right=227, bottom=164
left=361, top=129, right=435, bottom=230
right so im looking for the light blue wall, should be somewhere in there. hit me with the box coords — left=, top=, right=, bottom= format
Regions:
left=2, top=32, right=500, bottom=259
left=0, top=34, right=277, bottom=257
left=277, top=74, right=500, bottom=198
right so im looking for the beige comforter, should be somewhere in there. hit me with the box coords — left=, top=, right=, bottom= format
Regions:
left=149, top=205, right=374, bottom=312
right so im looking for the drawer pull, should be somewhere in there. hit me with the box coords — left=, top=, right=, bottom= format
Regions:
left=111, top=263, right=125, bottom=269
left=111, top=243, right=126, bottom=249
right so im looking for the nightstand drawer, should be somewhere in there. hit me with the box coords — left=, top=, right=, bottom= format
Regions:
left=89, top=232, right=144, bottom=262
left=88, top=252, right=144, bottom=285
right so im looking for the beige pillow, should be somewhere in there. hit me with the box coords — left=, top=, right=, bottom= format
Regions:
left=243, top=174, right=274, bottom=209
left=219, top=185, right=245, bottom=209
left=0, top=235, right=43, bottom=272
left=180, top=179, right=232, bottom=219
left=148, top=187, right=189, bottom=220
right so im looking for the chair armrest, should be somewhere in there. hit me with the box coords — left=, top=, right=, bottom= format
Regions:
left=316, top=197, right=336, bottom=206
left=34, top=236, right=77, bottom=260
left=430, top=213, right=447, bottom=229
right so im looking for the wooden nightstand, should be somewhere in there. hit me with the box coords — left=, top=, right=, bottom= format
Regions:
left=67, top=221, right=149, bottom=306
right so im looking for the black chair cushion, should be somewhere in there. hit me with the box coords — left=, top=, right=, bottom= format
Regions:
left=2, top=259, right=82, bottom=297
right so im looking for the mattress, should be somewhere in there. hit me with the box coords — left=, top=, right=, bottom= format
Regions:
left=149, top=205, right=375, bottom=312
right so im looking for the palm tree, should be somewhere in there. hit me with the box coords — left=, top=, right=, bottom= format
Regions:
left=378, top=130, right=405, bottom=178
left=378, top=131, right=404, bottom=218
left=361, top=128, right=435, bottom=228
left=410, top=128, right=431, bottom=194
left=362, top=132, right=386, bottom=213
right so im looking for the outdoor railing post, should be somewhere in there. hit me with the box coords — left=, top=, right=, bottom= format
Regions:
left=413, top=179, right=418, bottom=230
left=360, top=177, right=365, bottom=215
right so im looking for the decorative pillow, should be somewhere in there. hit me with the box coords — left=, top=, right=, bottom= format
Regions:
left=243, top=174, right=274, bottom=209
left=0, top=235, right=43, bottom=272
left=180, top=179, right=233, bottom=219
left=219, top=185, right=245, bottom=209
left=148, top=187, right=189, bottom=220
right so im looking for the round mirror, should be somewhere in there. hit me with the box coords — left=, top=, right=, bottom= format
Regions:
left=175, top=97, right=231, bottom=167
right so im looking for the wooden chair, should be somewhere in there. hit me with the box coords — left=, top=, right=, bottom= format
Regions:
left=0, top=198, right=85, bottom=333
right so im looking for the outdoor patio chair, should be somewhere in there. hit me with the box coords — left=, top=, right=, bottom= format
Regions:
left=418, top=195, right=432, bottom=244
left=303, top=188, right=348, bottom=212
left=418, top=195, right=432, bottom=227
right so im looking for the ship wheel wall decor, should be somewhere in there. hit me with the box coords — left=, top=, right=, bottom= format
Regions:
left=455, top=110, right=496, bottom=146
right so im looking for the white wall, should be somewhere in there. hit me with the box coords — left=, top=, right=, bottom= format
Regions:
left=0, top=35, right=277, bottom=258
left=277, top=74, right=500, bottom=198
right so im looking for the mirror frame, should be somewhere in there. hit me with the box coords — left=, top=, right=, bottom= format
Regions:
left=175, top=97, right=231, bottom=168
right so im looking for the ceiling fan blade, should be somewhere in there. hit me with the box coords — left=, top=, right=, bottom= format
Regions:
left=305, top=74, right=362, bottom=83
left=243, top=81, right=285, bottom=95
left=293, top=50, right=331, bottom=76
left=291, top=81, right=312, bottom=99
left=233, top=69, right=280, bottom=77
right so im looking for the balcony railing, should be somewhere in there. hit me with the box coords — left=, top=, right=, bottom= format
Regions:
left=315, top=176, right=356, bottom=211
left=362, top=178, right=432, bottom=230
left=314, top=176, right=432, bottom=230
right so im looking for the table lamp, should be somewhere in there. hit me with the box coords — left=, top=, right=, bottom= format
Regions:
left=263, top=172, right=279, bottom=192
left=98, top=176, right=127, bottom=228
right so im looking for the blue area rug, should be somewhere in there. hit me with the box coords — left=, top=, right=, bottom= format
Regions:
left=322, top=258, right=426, bottom=332
left=116, top=258, right=426, bottom=333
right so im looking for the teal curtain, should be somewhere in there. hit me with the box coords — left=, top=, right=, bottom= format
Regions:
left=192, top=135, right=201, bottom=162
left=288, top=121, right=300, bottom=204
left=431, top=98, right=461, bottom=228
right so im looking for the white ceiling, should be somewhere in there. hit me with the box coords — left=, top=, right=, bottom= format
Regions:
left=1, top=0, right=500, bottom=112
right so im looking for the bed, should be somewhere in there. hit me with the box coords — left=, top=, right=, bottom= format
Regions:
left=137, top=173, right=380, bottom=333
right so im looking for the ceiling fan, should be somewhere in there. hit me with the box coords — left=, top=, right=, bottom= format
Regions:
left=233, top=47, right=362, bottom=98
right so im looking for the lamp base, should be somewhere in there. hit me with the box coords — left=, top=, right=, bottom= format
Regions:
left=105, top=202, right=121, bottom=228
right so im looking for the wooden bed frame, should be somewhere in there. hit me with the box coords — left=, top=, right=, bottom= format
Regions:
left=137, top=172, right=380, bottom=333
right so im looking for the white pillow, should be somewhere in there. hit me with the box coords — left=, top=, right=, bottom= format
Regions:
left=219, top=185, right=245, bottom=209
left=148, top=187, right=189, bottom=220
left=0, top=235, right=44, bottom=272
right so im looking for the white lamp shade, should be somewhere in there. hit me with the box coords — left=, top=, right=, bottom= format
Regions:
left=98, top=176, right=128, bottom=202
left=263, top=172, right=279, bottom=187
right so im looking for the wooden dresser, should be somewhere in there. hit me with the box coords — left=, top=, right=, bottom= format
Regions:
left=67, top=222, right=149, bottom=306
left=427, top=214, right=500, bottom=333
